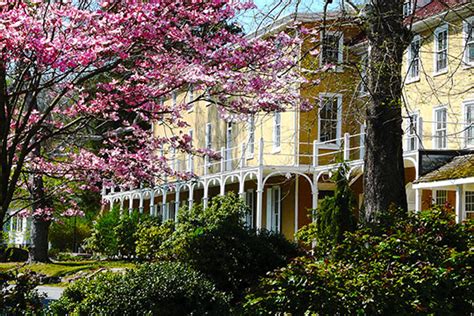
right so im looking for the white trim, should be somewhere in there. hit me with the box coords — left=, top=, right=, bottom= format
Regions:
left=463, top=16, right=474, bottom=67
left=318, top=93, right=342, bottom=149
left=413, top=177, right=474, bottom=189
left=406, top=34, right=421, bottom=83
left=463, top=99, right=474, bottom=148
left=432, top=105, right=448, bottom=149
left=433, top=24, right=449, bottom=76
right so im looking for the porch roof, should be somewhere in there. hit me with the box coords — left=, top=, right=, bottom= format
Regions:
left=413, top=154, right=474, bottom=188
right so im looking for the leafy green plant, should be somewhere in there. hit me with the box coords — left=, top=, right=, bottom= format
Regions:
left=0, top=270, right=44, bottom=314
left=245, top=208, right=474, bottom=315
left=135, top=218, right=174, bottom=261
left=49, top=262, right=230, bottom=315
left=158, top=193, right=301, bottom=302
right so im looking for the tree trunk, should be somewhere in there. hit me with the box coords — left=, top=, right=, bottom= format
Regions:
left=29, top=219, right=51, bottom=263
left=362, top=0, right=411, bottom=221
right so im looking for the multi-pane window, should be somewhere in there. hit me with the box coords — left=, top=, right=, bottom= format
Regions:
left=435, top=190, right=448, bottom=206
left=406, top=113, right=419, bottom=151
left=247, top=116, right=255, bottom=157
left=466, top=191, right=474, bottom=220
left=434, top=25, right=448, bottom=73
left=466, top=102, right=474, bottom=146
left=321, top=33, right=342, bottom=65
left=434, top=107, right=447, bottom=149
left=408, top=36, right=421, bottom=79
left=266, top=186, right=281, bottom=233
left=464, top=18, right=474, bottom=65
left=319, top=95, right=341, bottom=143
left=273, top=112, right=281, bottom=150
left=205, top=123, right=212, bottom=149
left=403, top=1, right=413, bottom=17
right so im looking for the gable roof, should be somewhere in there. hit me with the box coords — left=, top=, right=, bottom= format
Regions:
left=415, top=153, right=474, bottom=183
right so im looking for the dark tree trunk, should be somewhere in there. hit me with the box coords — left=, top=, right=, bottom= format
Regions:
left=362, top=0, right=411, bottom=221
left=28, top=145, right=52, bottom=263
left=29, top=219, right=51, bottom=263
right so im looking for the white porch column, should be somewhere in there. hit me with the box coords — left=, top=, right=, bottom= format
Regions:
left=139, top=191, right=144, bottom=214
left=149, top=191, right=155, bottom=216
left=256, top=138, right=264, bottom=230
left=312, top=173, right=319, bottom=218
left=203, top=182, right=209, bottom=209
left=294, top=176, right=299, bottom=239
left=188, top=184, right=194, bottom=209
left=162, top=189, right=168, bottom=221
left=128, top=194, right=133, bottom=215
left=119, top=198, right=124, bottom=215
left=109, top=199, right=114, bottom=211
left=175, top=186, right=180, bottom=222
left=220, top=179, right=225, bottom=196
left=455, top=184, right=464, bottom=223
left=415, top=188, right=422, bottom=213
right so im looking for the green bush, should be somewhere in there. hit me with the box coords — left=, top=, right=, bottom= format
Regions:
left=158, top=193, right=301, bottom=302
left=85, top=209, right=146, bottom=258
left=0, top=270, right=44, bottom=314
left=49, top=262, right=230, bottom=315
left=244, top=208, right=474, bottom=315
left=135, top=218, right=174, bottom=260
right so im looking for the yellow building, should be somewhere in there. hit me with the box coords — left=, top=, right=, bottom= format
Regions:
left=102, top=2, right=474, bottom=240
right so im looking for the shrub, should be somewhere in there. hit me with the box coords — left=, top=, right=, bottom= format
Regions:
left=85, top=209, right=147, bottom=258
left=135, top=218, right=174, bottom=260
left=49, top=261, right=230, bottom=315
left=4, top=247, right=29, bottom=262
left=158, top=193, right=301, bottom=302
left=49, top=218, right=91, bottom=252
left=244, top=208, right=474, bottom=315
left=0, top=270, right=44, bottom=314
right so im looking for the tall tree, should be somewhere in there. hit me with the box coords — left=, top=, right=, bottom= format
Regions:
left=0, top=0, right=303, bottom=261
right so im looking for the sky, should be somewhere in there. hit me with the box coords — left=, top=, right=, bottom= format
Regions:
left=237, top=0, right=355, bottom=32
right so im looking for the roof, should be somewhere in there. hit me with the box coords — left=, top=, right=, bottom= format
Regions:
left=411, top=0, right=470, bottom=22
left=415, top=154, right=474, bottom=183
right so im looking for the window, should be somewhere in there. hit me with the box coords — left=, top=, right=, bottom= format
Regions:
left=434, top=107, right=447, bottom=149
left=407, top=35, right=421, bottom=80
left=273, top=112, right=281, bottom=150
left=225, top=123, right=232, bottom=170
left=466, top=191, right=474, bottom=220
left=205, top=123, right=212, bottom=149
left=465, top=102, right=474, bottom=147
left=188, top=86, right=194, bottom=112
left=245, top=189, right=255, bottom=228
left=358, top=53, right=368, bottom=94
left=463, top=17, right=474, bottom=66
left=403, top=1, right=413, bottom=17
left=406, top=113, right=419, bottom=151
left=188, top=129, right=194, bottom=172
left=266, top=186, right=281, bottom=233
left=434, top=25, right=448, bottom=73
left=319, top=94, right=342, bottom=145
left=321, top=32, right=343, bottom=66
left=435, top=190, right=448, bottom=206
left=247, top=116, right=255, bottom=158
left=172, top=92, right=177, bottom=107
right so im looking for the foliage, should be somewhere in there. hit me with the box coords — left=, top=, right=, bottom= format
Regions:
left=1, top=247, right=29, bottom=262
left=49, top=218, right=91, bottom=252
left=156, top=193, right=301, bottom=302
left=49, top=261, right=230, bottom=315
left=115, top=211, right=143, bottom=258
left=244, top=208, right=474, bottom=315
left=297, top=164, right=357, bottom=252
left=84, top=208, right=120, bottom=257
left=135, top=218, right=174, bottom=261
left=0, top=270, right=44, bottom=314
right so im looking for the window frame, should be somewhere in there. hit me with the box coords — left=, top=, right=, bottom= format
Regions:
left=434, top=189, right=448, bottom=207
left=266, top=186, right=281, bottom=233
left=318, top=93, right=343, bottom=149
left=465, top=191, right=474, bottom=220
left=405, top=111, right=420, bottom=151
left=433, top=24, right=449, bottom=75
left=205, top=123, right=212, bottom=150
left=463, top=16, right=474, bottom=67
left=320, top=31, right=344, bottom=71
left=407, top=34, right=421, bottom=82
left=433, top=106, right=447, bottom=149
left=463, top=100, right=474, bottom=148
left=273, top=112, right=281, bottom=152
left=358, top=52, right=369, bottom=95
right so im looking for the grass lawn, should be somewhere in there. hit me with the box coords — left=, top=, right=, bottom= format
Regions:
left=0, top=260, right=135, bottom=286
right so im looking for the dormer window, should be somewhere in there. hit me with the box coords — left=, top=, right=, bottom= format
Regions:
left=403, top=1, right=414, bottom=17
left=321, top=32, right=343, bottom=67
left=407, top=35, right=421, bottom=81
left=464, top=17, right=474, bottom=66
left=434, top=25, right=448, bottom=74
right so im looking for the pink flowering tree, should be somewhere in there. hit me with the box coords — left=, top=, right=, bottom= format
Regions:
left=0, top=0, right=305, bottom=261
